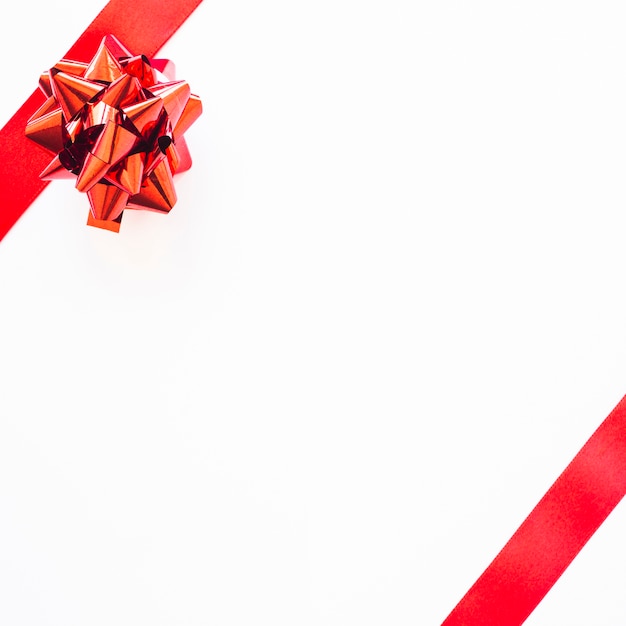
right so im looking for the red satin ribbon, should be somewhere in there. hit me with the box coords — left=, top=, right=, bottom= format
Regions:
left=442, top=395, right=626, bottom=625
left=0, top=0, right=204, bottom=241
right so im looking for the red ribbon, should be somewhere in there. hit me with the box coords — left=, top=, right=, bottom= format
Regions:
left=442, top=395, right=626, bottom=625
left=0, top=0, right=204, bottom=241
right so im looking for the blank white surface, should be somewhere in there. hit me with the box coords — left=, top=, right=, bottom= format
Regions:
left=0, top=1, right=625, bottom=624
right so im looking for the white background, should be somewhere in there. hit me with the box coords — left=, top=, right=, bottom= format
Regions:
left=0, top=1, right=625, bottom=624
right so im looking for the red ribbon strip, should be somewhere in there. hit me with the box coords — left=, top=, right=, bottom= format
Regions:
left=442, top=395, right=626, bottom=625
left=0, top=0, right=204, bottom=241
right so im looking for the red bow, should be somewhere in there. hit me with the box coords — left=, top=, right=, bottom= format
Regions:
left=25, top=34, right=201, bottom=232
left=0, top=0, right=204, bottom=240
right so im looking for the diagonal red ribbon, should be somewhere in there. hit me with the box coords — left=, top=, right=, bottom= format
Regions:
left=442, top=395, right=626, bottom=625
left=0, top=0, right=204, bottom=241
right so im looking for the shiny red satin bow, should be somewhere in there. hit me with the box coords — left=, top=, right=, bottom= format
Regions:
left=25, top=34, right=202, bottom=232
left=0, top=0, right=204, bottom=240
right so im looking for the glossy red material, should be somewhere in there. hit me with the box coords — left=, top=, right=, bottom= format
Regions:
left=49, top=71, right=105, bottom=120
left=173, top=94, right=202, bottom=141
left=84, top=37, right=125, bottom=83
left=122, top=55, right=158, bottom=87
left=24, top=104, right=65, bottom=153
left=25, top=33, right=201, bottom=231
left=442, top=396, right=626, bottom=626
left=87, top=181, right=129, bottom=221
left=0, top=0, right=204, bottom=240
left=122, top=97, right=163, bottom=134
